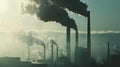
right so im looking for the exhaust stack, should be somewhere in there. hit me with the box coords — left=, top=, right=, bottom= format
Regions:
left=87, top=11, right=91, bottom=64
left=44, top=45, right=46, bottom=61
left=51, top=44, right=54, bottom=63
left=66, top=25, right=71, bottom=61
left=108, top=42, right=110, bottom=61
left=75, top=28, right=79, bottom=63
left=56, top=46, right=58, bottom=61
left=50, top=39, right=58, bottom=63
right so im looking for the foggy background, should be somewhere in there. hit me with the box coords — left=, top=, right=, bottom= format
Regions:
left=0, top=30, right=120, bottom=63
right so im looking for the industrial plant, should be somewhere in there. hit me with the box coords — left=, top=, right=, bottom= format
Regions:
left=0, top=0, right=120, bottom=67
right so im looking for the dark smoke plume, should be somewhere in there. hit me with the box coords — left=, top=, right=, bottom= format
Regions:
left=50, top=0, right=88, bottom=17
left=29, top=0, right=88, bottom=16
left=21, top=0, right=77, bottom=30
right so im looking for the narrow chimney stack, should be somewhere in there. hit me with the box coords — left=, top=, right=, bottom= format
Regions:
left=108, top=42, right=110, bottom=61
left=75, top=28, right=79, bottom=63
left=87, top=11, right=91, bottom=64
left=66, top=25, right=71, bottom=61
left=51, top=44, right=54, bottom=63
left=44, top=45, right=46, bottom=61
left=56, top=46, right=58, bottom=61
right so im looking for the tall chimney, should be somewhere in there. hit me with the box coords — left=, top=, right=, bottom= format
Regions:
left=75, top=28, right=79, bottom=63
left=51, top=44, right=54, bottom=63
left=87, top=11, right=91, bottom=63
left=56, top=46, right=58, bottom=61
left=108, top=42, right=110, bottom=61
left=66, top=25, right=71, bottom=61
left=44, top=45, right=46, bottom=61
left=76, top=29, right=79, bottom=51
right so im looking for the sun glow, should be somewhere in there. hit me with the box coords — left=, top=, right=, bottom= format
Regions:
left=0, top=0, right=8, bottom=15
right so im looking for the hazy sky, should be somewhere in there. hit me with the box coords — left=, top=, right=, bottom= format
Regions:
left=0, top=0, right=120, bottom=61
left=83, top=0, right=120, bottom=31
left=0, top=0, right=120, bottom=32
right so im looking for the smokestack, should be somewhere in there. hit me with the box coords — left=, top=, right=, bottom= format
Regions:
left=76, top=29, right=78, bottom=49
left=50, top=39, right=58, bottom=63
left=108, top=42, right=110, bottom=62
left=87, top=11, right=91, bottom=64
left=44, top=45, right=46, bottom=61
left=66, top=25, right=71, bottom=61
left=51, top=44, right=54, bottom=63
left=75, top=28, right=79, bottom=63
left=32, top=37, right=46, bottom=61
left=21, top=1, right=87, bottom=64
left=56, top=46, right=58, bottom=62
left=18, top=31, right=47, bottom=61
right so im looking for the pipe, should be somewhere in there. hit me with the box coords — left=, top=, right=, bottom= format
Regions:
left=87, top=11, right=91, bottom=58
left=56, top=46, right=58, bottom=61
left=87, top=11, right=91, bottom=64
left=51, top=44, right=54, bottom=63
left=44, top=45, right=46, bottom=61
left=108, top=42, right=110, bottom=61
left=75, top=28, right=79, bottom=63
left=76, top=29, right=78, bottom=50
left=66, top=25, right=71, bottom=61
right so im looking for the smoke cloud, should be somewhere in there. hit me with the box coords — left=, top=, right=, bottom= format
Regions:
left=27, top=0, right=88, bottom=16
left=18, top=31, right=45, bottom=47
left=17, top=31, right=46, bottom=60
left=21, top=0, right=77, bottom=30
left=33, top=37, right=45, bottom=46
left=50, top=39, right=57, bottom=46
left=50, top=0, right=88, bottom=16
left=18, top=31, right=33, bottom=46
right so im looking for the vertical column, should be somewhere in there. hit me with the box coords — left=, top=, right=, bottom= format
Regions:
left=66, top=25, right=71, bottom=61
left=87, top=11, right=91, bottom=64
left=108, top=42, right=110, bottom=61
left=56, top=46, right=58, bottom=61
left=44, top=45, right=46, bottom=61
left=75, top=29, right=79, bottom=63
left=51, top=44, right=54, bottom=63
left=76, top=29, right=79, bottom=51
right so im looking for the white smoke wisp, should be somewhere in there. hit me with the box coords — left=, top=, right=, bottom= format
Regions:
left=59, top=45, right=67, bottom=57
left=17, top=31, right=68, bottom=60
left=32, top=49, right=43, bottom=59
left=59, top=48, right=67, bottom=57
left=20, top=0, right=39, bottom=15
left=48, top=36, right=67, bottom=57
left=17, top=31, right=33, bottom=46
left=17, top=31, right=47, bottom=60
left=50, top=39, right=57, bottom=46
left=33, top=37, right=45, bottom=47
left=48, top=36, right=55, bottom=47
left=18, top=31, right=46, bottom=46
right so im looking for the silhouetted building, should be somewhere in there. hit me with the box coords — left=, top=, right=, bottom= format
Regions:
left=100, top=51, right=120, bottom=67
left=75, top=47, right=89, bottom=67
left=57, top=56, right=70, bottom=67
left=0, top=57, right=47, bottom=67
